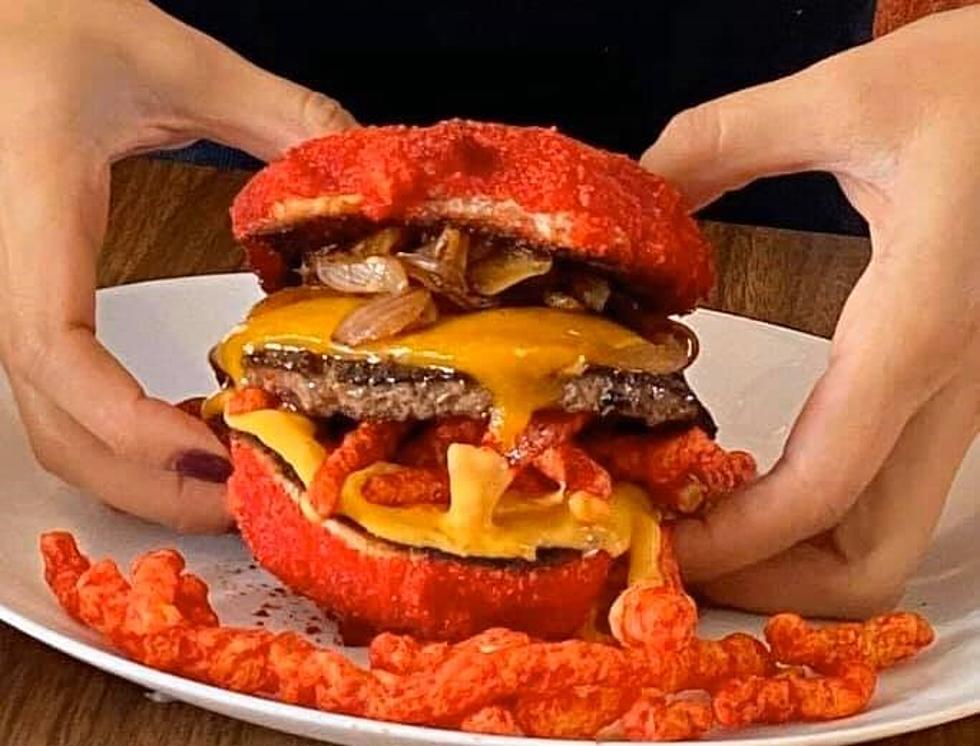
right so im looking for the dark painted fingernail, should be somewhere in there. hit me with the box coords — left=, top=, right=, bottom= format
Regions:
left=174, top=450, right=233, bottom=483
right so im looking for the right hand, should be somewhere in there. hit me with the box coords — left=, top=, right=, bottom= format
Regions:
left=642, top=7, right=980, bottom=616
left=0, top=0, right=355, bottom=532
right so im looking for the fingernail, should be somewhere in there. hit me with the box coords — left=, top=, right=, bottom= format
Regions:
left=174, top=450, right=233, bottom=483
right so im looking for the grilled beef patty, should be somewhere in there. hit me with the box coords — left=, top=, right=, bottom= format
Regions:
left=242, top=348, right=715, bottom=434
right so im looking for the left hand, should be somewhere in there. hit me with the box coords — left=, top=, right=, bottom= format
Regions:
left=641, top=8, right=980, bottom=618
left=0, top=0, right=355, bottom=532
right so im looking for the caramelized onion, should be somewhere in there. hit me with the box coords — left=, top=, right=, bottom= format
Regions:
left=543, top=291, right=584, bottom=311
left=315, top=255, right=409, bottom=294
left=617, top=318, right=700, bottom=373
left=468, top=248, right=553, bottom=295
left=605, top=291, right=699, bottom=371
left=642, top=318, right=700, bottom=369
left=332, top=289, right=438, bottom=346
left=351, top=227, right=403, bottom=256
left=399, top=227, right=497, bottom=309
left=401, top=227, right=467, bottom=286
left=399, top=252, right=458, bottom=290
left=427, top=226, right=470, bottom=281
left=569, top=273, right=611, bottom=312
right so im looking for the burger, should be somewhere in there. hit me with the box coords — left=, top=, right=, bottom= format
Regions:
left=203, top=120, right=755, bottom=644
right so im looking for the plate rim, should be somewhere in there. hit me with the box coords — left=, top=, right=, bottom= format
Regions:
left=5, top=600, right=979, bottom=746
left=2, top=273, right=976, bottom=745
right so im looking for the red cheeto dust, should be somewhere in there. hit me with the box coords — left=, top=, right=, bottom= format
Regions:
left=713, top=663, right=877, bottom=727
left=230, top=440, right=612, bottom=642
left=308, top=421, right=409, bottom=517
left=610, top=583, right=698, bottom=654
left=230, top=121, right=714, bottom=313
left=460, top=705, right=523, bottom=736
left=361, top=466, right=450, bottom=507
left=533, top=443, right=612, bottom=500
left=226, top=387, right=279, bottom=416
left=39, top=533, right=936, bottom=742
left=398, top=416, right=486, bottom=468
left=514, top=685, right=638, bottom=739
left=587, top=426, right=757, bottom=514
left=618, top=694, right=715, bottom=742
left=765, top=612, right=935, bottom=672
left=502, top=410, right=590, bottom=467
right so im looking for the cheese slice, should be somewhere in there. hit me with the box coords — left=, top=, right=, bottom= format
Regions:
left=200, top=389, right=233, bottom=421
left=226, top=407, right=662, bottom=581
left=227, top=409, right=326, bottom=485
left=214, top=288, right=682, bottom=445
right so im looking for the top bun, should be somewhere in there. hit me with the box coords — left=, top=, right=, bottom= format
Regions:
left=231, top=120, right=713, bottom=312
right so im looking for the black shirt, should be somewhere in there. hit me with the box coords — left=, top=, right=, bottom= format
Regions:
left=158, top=1, right=875, bottom=235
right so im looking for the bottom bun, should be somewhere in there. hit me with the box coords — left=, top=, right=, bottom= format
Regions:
left=228, top=437, right=613, bottom=643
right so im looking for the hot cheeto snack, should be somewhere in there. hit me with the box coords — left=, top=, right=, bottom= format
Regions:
left=765, top=612, right=935, bottom=671
left=39, top=532, right=936, bottom=741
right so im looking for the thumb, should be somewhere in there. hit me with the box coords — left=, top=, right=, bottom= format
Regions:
left=640, top=60, right=849, bottom=210
left=192, top=60, right=357, bottom=162
left=152, top=9, right=357, bottom=162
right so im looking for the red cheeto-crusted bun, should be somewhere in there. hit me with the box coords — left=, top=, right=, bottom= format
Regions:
left=231, top=120, right=713, bottom=313
left=228, top=438, right=613, bottom=643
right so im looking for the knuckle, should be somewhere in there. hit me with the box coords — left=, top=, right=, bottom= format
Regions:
left=300, top=90, right=355, bottom=134
left=168, top=507, right=198, bottom=534
left=781, top=455, right=855, bottom=532
left=23, top=426, right=60, bottom=476
left=660, top=103, right=728, bottom=165
left=30, top=441, right=57, bottom=474
left=802, top=51, right=872, bottom=125
left=172, top=476, right=230, bottom=534
left=840, top=565, right=906, bottom=618
left=1, top=327, right=48, bottom=380
left=813, top=496, right=852, bottom=535
left=98, top=400, right=142, bottom=457
left=883, top=312, right=966, bottom=396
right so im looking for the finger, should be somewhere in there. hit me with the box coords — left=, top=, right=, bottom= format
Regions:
left=27, top=323, right=230, bottom=466
left=674, top=247, right=961, bottom=583
left=12, top=376, right=232, bottom=533
left=639, top=55, right=861, bottom=210
left=696, top=368, right=978, bottom=618
left=140, top=4, right=356, bottom=161
left=1, top=144, right=226, bottom=470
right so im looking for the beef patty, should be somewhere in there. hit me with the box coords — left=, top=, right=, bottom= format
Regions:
left=241, top=348, right=715, bottom=434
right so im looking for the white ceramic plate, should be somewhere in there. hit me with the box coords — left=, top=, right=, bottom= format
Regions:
left=1, top=274, right=977, bottom=745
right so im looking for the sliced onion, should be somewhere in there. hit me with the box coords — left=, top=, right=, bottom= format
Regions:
left=467, top=233, right=497, bottom=262
left=399, top=227, right=497, bottom=309
left=604, top=291, right=700, bottom=371
left=468, top=247, right=553, bottom=295
left=426, top=226, right=469, bottom=282
left=399, top=251, right=457, bottom=290
left=569, top=273, right=611, bottom=311
left=332, top=289, right=437, bottom=346
left=314, top=255, right=409, bottom=294
left=618, top=317, right=700, bottom=373
left=543, top=291, right=584, bottom=311
left=413, top=293, right=440, bottom=328
left=401, top=257, right=497, bottom=309
left=642, top=318, right=700, bottom=369
left=614, top=340, right=689, bottom=375
left=351, top=227, right=403, bottom=256
left=399, top=227, right=467, bottom=289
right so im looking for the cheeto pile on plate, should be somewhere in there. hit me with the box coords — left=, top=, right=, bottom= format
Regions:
left=40, top=531, right=934, bottom=741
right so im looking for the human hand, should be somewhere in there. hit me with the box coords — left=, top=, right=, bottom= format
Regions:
left=642, top=7, right=980, bottom=617
left=0, top=0, right=354, bottom=532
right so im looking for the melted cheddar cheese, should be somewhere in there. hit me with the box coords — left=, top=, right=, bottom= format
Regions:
left=226, top=408, right=662, bottom=582
left=214, top=288, right=680, bottom=444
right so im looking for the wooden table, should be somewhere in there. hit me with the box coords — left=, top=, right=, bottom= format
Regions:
left=1, top=157, right=975, bottom=745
